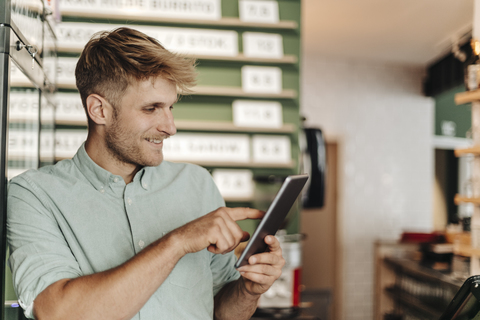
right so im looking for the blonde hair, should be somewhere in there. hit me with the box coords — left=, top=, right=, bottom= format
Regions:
left=75, top=27, right=197, bottom=115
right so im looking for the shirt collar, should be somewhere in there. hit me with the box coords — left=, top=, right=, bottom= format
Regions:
left=72, top=143, right=150, bottom=191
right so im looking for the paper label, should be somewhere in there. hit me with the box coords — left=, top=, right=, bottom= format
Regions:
left=8, top=129, right=39, bottom=159
left=56, top=22, right=238, bottom=56
left=57, top=57, right=78, bottom=88
left=163, top=133, right=250, bottom=163
left=232, top=100, right=283, bottom=128
left=212, top=169, right=254, bottom=199
left=9, top=91, right=39, bottom=122
left=242, top=66, right=282, bottom=93
left=239, top=0, right=279, bottom=23
left=243, top=32, right=283, bottom=58
left=252, top=135, right=291, bottom=163
left=59, top=0, right=221, bottom=20
left=55, top=129, right=88, bottom=159
left=55, top=92, right=87, bottom=123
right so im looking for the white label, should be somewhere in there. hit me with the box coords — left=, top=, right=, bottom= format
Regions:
left=56, top=22, right=238, bottom=57
left=239, top=0, right=279, bottom=24
left=252, top=135, right=291, bottom=164
left=57, top=57, right=78, bottom=88
left=55, top=93, right=87, bottom=123
left=59, top=0, right=221, bottom=20
left=232, top=100, right=282, bottom=128
left=9, top=91, right=39, bottom=122
left=40, top=130, right=55, bottom=160
left=212, top=169, right=254, bottom=199
left=163, top=133, right=250, bottom=163
left=55, top=129, right=88, bottom=159
left=243, top=32, right=283, bottom=58
left=242, top=66, right=282, bottom=93
left=8, top=129, right=39, bottom=159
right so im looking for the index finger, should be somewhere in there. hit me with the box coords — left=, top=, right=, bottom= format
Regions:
left=228, top=207, right=265, bottom=221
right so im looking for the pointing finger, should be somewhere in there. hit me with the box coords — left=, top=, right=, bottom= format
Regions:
left=228, top=207, right=265, bottom=222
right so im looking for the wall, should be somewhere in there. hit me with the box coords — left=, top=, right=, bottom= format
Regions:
left=300, top=57, right=434, bottom=320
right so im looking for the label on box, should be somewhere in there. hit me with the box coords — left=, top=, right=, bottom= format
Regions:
left=212, top=169, right=254, bottom=199
left=57, top=57, right=78, bottom=87
left=56, top=22, right=238, bottom=57
left=252, top=135, right=291, bottom=164
left=163, top=133, right=250, bottom=163
left=232, top=100, right=282, bottom=128
left=243, top=32, right=283, bottom=58
left=9, top=91, right=39, bottom=122
left=55, top=93, right=87, bottom=123
left=8, top=129, right=39, bottom=159
left=241, top=66, right=282, bottom=94
left=59, top=0, right=221, bottom=20
left=55, top=129, right=88, bottom=159
left=239, top=0, right=279, bottom=24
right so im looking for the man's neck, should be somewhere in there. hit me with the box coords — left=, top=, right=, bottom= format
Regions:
left=84, top=137, right=140, bottom=184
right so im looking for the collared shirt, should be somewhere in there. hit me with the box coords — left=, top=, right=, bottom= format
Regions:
left=7, top=144, right=240, bottom=319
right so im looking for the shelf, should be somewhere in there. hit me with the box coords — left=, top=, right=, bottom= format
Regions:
left=455, top=90, right=480, bottom=105
left=453, top=243, right=480, bottom=257
left=56, top=84, right=298, bottom=99
left=454, top=146, right=480, bottom=157
left=385, top=287, right=444, bottom=319
left=56, top=48, right=298, bottom=65
left=454, top=194, right=480, bottom=205
left=60, top=12, right=298, bottom=30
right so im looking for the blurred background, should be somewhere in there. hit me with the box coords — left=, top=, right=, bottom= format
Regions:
left=0, top=1, right=478, bottom=320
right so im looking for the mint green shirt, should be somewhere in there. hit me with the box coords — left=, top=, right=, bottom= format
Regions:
left=7, top=144, right=240, bottom=319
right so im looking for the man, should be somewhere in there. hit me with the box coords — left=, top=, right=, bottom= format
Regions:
left=7, top=27, right=285, bottom=320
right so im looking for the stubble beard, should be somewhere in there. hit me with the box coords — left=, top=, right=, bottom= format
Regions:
left=104, top=110, right=165, bottom=168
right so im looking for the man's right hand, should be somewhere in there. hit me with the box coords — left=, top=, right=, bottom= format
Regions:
left=172, top=207, right=265, bottom=255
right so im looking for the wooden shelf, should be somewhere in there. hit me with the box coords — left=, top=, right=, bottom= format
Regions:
left=56, top=84, right=298, bottom=99
left=454, top=146, right=480, bottom=157
left=60, top=12, right=298, bottom=30
left=385, top=287, right=443, bottom=319
left=55, top=119, right=297, bottom=133
left=453, top=243, right=480, bottom=257
left=455, top=90, right=480, bottom=105
left=56, top=48, right=298, bottom=65
left=454, top=194, right=480, bottom=205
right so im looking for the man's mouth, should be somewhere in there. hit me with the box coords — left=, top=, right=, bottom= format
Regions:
left=145, top=138, right=163, bottom=144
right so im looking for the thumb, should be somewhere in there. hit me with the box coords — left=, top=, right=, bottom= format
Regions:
left=241, top=231, right=250, bottom=242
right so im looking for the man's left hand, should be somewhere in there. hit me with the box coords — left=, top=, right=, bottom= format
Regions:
left=236, top=235, right=285, bottom=296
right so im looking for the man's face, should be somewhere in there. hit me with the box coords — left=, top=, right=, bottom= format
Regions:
left=104, top=76, right=177, bottom=168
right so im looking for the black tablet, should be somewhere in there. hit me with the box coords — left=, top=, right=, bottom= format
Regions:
left=235, top=174, right=309, bottom=268
left=439, top=275, right=480, bottom=320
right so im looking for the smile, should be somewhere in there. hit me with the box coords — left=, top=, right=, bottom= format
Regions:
left=146, top=138, right=163, bottom=144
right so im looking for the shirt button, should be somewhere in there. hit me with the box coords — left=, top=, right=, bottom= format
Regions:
left=114, top=177, right=119, bottom=183
left=139, top=240, right=145, bottom=248
left=127, top=198, right=132, bottom=205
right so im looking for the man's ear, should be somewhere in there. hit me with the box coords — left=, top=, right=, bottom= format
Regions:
left=86, top=94, right=113, bottom=125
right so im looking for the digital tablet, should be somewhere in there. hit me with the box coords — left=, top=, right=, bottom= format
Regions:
left=235, top=174, right=309, bottom=268
left=439, top=275, right=480, bottom=320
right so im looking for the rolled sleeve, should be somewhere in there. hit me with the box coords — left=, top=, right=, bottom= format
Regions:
left=7, top=179, right=82, bottom=318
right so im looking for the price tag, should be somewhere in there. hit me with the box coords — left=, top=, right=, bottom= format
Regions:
left=232, top=100, right=282, bottom=128
left=212, top=169, right=254, bottom=199
left=55, top=129, right=88, bottom=159
left=242, top=66, right=282, bottom=94
left=239, top=0, right=279, bottom=24
left=59, top=0, right=221, bottom=21
left=56, top=22, right=238, bottom=57
left=163, top=133, right=250, bottom=163
left=252, top=135, right=291, bottom=164
left=55, top=93, right=87, bottom=123
left=243, top=32, right=283, bottom=58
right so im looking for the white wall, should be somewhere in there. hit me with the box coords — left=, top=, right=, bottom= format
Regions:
left=301, top=56, right=434, bottom=319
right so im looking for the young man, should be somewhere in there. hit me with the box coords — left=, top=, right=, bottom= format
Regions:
left=7, top=28, right=285, bottom=320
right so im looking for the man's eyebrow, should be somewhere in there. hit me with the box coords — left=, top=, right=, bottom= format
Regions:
left=139, top=102, right=168, bottom=108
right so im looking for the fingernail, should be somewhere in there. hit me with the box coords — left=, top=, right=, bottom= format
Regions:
left=250, top=257, right=256, bottom=264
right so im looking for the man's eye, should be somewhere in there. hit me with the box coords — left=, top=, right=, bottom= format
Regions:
left=145, top=108, right=155, bottom=112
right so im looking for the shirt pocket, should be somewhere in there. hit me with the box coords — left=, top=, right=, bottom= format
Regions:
left=168, top=250, right=209, bottom=289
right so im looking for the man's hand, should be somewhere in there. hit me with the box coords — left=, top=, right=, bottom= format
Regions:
left=236, top=235, right=285, bottom=296
left=172, top=207, right=265, bottom=255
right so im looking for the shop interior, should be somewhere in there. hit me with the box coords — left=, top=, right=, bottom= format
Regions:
left=1, top=0, right=479, bottom=320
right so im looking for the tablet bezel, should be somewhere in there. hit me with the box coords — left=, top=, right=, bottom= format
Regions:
left=234, top=174, right=308, bottom=268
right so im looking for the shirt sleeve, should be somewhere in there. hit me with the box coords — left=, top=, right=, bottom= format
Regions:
left=7, top=177, right=83, bottom=319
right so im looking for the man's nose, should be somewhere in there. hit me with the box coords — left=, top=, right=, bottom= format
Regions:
left=158, top=109, right=176, bottom=136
